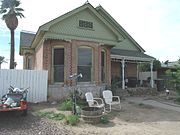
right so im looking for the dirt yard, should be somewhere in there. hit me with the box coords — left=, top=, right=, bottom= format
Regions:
left=30, top=98, right=180, bottom=135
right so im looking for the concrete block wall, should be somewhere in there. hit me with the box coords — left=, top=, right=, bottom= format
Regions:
left=48, top=84, right=106, bottom=101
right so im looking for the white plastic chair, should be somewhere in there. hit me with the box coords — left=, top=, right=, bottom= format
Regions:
left=85, top=92, right=105, bottom=112
left=103, top=90, right=121, bottom=112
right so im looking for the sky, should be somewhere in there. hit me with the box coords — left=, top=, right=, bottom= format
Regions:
left=0, top=0, right=180, bottom=69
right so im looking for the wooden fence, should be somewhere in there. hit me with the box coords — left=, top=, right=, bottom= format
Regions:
left=0, top=69, right=48, bottom=103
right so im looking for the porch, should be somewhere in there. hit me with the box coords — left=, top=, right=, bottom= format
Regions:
left=111, top=49, right=155, bottom=90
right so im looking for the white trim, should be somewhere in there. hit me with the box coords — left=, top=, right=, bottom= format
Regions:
left=111, top=54, right=154, bottom=62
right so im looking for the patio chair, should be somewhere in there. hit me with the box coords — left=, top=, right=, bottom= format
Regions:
left=85, top=92, right=105, bottom=112
left=103, top=90, right=121, bottom=112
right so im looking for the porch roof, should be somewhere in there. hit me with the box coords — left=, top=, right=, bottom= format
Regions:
left=111, top=49, right=155, bottom=62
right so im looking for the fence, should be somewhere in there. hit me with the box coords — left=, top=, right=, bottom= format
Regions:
left=0, top=69, right=48, bottom=103
left=139, top=71, right=157, bottom=80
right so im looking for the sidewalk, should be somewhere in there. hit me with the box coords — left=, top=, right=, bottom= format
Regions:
left=126, top=97, right=180, bottom=112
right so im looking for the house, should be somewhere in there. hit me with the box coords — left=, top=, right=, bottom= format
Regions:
left=19, top=3, right=154, bottom=100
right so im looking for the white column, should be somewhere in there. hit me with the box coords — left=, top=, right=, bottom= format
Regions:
left=121, top=59, right=125, bottom=89
left=136, top=63, right=139, bottom=87
left=137, top=64, right=139, bottom=80
left=150, top=61, right=154, bottom=88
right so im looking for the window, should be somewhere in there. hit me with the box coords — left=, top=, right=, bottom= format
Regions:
left=78, top=47, right=92, bottom=82
left=26, top=56, right=32, bottom=69
left=101, top=50, right=106, bottom=82
left=79, top=20, right=93, bottom=29
left=53, top=48, right=64, bottom=82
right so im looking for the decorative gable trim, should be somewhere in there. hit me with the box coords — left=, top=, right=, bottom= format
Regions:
left=96, top=5, right=145, bottom=52
left=31, top=3, right=124, bottom=48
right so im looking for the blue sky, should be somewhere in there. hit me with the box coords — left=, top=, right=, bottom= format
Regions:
left=0, top=0, right=180, bottom=69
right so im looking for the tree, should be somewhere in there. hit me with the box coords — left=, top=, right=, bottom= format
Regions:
left=166, top=59, right=180, bottom=102
left=0, top=56, right=7, bottom=69
left=0, top=0, right=24, bottom=69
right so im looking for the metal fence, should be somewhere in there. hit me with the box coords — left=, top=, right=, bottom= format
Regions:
left=0, top=69, right=48, bottom=103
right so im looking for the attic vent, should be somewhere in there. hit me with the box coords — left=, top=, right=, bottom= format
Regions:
left=79, top=20, right=93, bottom=29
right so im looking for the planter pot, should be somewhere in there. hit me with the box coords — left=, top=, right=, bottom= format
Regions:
left=81, top=107, right=103, bottom=124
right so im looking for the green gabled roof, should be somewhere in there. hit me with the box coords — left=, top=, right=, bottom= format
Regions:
left=31, top=3, right=123, bottom=48
left=20, top=2, right=152, bottom=60
left=40, top=3, right=120, bottom=36
left=96, top=5, right=145, bottom=52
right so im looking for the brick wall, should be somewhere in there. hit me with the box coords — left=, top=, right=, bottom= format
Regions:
left=34, top=39, right=111, bottom=87
left=34, top=42, right=44, bottom=70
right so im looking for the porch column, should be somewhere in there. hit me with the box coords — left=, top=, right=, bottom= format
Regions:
left=137, top=64, right=139, bottom=80
left=150, top=61, right=154, bottom=88
left=121, top=59, right=125, bottom=89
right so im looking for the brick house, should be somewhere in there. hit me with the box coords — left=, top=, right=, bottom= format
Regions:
left=20, top=3, right=154, bottom=100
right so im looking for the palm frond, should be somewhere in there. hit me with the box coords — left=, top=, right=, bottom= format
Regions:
left=2, top=14, right=7, bottom=20
left=13, top=0, right=21, bottom=7
left=15, top=7, right=24, bottom=12
left=1, top=0, right=12, bottom=9
left=0, top=8, right=7, bottom=14
left=0, top=0, right=24, bottom=19
left=16, top=12, right=24, bottom=18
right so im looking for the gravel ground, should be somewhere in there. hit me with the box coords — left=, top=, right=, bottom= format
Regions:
left=0, top=111, right=73, bottom=135
left=1, top=98, right=180, bottom=135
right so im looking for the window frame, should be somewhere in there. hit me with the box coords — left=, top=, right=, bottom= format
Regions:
left=77, top=46, right=93, bottom=83
left=26, top=55, right=33, bottom=70
left=52, top=46, right=65, bottom=83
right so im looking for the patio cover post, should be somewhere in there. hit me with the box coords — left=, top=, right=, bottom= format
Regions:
left=121, top=58, right=125, bottom=89
left=150, top=61, right=154, bottom=88
left=137, top=64, right=139, bottom=81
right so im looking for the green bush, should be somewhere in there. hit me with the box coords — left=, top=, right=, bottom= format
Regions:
left=100, top=116, right=109, bottom=124
left=58, top=99, right=73, bottom=111
left=65, top=114, right=79, bottom=125
left=58, top=98, right=87, bottom=111
left=76, top=99, right=87, bottom=107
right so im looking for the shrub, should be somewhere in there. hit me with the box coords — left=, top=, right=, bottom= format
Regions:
left=166, top=60, right=180, bottom=97
left=65, top=114, right=79, bottom=125
left=100, top=116, right=109, bottom=124
left=58, top=99, right=73, bottom=111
